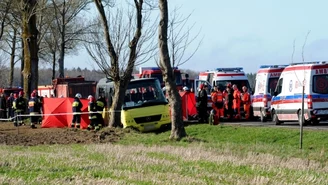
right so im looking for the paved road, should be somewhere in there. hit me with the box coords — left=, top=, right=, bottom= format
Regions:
left=221, top=120, right=328, bottom=130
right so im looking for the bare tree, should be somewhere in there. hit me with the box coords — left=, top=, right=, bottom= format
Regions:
left=0, top=0, right=12, bottom=41
left=168, top=7, right=202, bottom=67
left=21, top=0, right=39, bottom=97
left=158, top=0, right=186, bottom=139
left=89, top=0, right=158, bottom=127
left=51, top=0, right=92, bottom=78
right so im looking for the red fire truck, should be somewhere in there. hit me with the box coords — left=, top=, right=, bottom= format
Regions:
left=137, top=67, right=183, bottom=90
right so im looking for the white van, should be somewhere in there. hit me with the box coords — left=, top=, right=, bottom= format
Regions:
left=271, top=61, right=328, bottom=125
left=252, top=65, right=288, bottom=122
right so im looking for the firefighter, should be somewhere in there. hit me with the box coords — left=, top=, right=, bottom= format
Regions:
left=28, top=92, right=39, bottom=129
left=33, top=89, right=43, bottom=124
left=95, top=94, right=106, bottom=129
left=0, top=93, right=6, bottom=119
left=87, top=95, right=97, bottom=131
left=6, top=93, right=15, bottom=120
left=71, top=93, right=83, bottom=128
left=242, top=86, right=251, bottom=120
left=232, top=84, right=241, bottom=119
left=13, top=91, right=26, bottom=127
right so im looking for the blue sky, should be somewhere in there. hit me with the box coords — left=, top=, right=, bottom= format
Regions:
left=66, top=0, right=328, bottom=73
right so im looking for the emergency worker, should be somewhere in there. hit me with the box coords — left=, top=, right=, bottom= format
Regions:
left=225, top=86, right=234, bottom=120
left=0, top=93, right=6, bottom=119
left=210, top=86, right=220, bottom=125
left=232, top=84, right=241, bottom=119
left=13, top=91, right=26, bottom=126
left=28, top=92, right=39, bottom=129
left=6, top=93, right=15, bottom=120
left=71, top=93, right=83, bottom=128
left=96, top=94, right=107, bottom=128
left=197, top=84, right=208, bottom=123
left=87, top=95, right=97, bottom=131
left=33, top=89, right=43, bottom=124
left=242, top=86, right=251, bottom=120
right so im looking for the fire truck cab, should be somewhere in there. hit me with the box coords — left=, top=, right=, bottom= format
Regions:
left=138, top=67, right=183, bottom=90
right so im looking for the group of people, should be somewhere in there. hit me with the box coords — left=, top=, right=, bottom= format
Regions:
left=0, top=90, right=107, bottom=130
left=196, top=83, right=251, bottom=124
left=0, top=90, right=43, bottom=128
left=71, top=93, right=107, bottom=131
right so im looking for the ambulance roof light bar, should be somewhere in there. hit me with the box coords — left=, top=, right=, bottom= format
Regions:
left=259, top=65, right=289, bottom=69
left=215, top=67, right=243, bottom=72
left=290, top=61, right=323, bottom=66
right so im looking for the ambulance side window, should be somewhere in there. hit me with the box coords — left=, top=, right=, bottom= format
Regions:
left=275, top=78, right=283, bottom=95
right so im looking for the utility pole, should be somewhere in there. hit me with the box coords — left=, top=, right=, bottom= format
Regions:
left=300, top=81, right=304, bottom=149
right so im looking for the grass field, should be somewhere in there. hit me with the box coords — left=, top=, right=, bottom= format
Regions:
left=1, top=124, right=328, bottom=184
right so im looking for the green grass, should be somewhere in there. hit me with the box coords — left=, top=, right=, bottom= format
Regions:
left=0, top=124, right=328, bottom=184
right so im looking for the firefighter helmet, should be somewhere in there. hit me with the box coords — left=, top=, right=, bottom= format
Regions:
left=75, top=93, right=82, bottom=99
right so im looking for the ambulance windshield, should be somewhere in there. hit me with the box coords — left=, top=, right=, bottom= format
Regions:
left=268, top=78, right=279, bottom=95
left=216, top=80, right=251, bottom=91
left=313, top=75, right=328, bottom=94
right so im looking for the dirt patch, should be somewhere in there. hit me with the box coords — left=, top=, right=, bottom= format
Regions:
left=0, top=122, right=126, bottom=146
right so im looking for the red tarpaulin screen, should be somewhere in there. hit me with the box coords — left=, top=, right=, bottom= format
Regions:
left=41, top=98, right=89, bottom=129
left=179, top=91, right=197, bottom=120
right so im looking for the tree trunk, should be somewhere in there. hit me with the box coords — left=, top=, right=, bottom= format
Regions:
left=9, top=28, right=17, bottom=87
left=58, top=42, right=65, bottom=78
left=22, top=0, right=38, bottom=97
left=158, top=0, right=186, bottom=140
left=22, top=11, right=31, bottom=97
left=52, top=51, right=56, bottom=80
left=58, top=0, right=66, bottom=78
left=108, top=81, right=126, bottom=127
left=20, top=39, right=24, bottom=88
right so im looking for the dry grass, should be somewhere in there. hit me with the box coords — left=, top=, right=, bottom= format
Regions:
left=0, top=143, right=327, bottom=184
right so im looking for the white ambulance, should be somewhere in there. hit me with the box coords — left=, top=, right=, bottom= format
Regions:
left=271, top=61, right=328, bottom=125
left=252, top=65, right=288, bottom=122
left=198, top=67, right=251, bottom=92
left=198, top=67, right=251, bottom=116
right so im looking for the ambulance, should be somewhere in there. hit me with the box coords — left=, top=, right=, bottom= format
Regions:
left=198, top=67, right=251, bottom=115
left=252, top=65, right=288, bottom=122
left=271, top=61, right=328, bottom=125
left=199, top=67, right=251, bottom=92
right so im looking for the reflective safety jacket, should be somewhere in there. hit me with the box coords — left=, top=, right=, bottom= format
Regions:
left=96, top=98, right=106, bottom=113
left=13, top=97, right=26, bottom=113
left=28, top=97, right=40, bottom=114
left=88, top=102, right=97, bottom=120
left=72, top=97, right=83, bottom=114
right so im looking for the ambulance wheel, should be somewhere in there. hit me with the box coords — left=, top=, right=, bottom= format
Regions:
left=298, top=111, right=308, bottom=126
left=311, top=120, right=319, bottom=125
left=272, top=111, right=281, bottom=125
left=260, top=112, right=267, bottom=122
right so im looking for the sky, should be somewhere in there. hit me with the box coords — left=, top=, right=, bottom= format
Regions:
left=65, top=0, right=328, bottom=73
